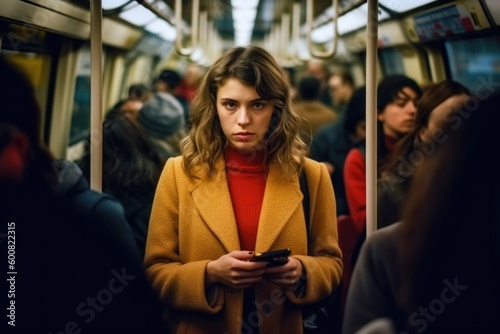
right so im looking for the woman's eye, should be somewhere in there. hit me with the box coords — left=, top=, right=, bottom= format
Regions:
left=253, top=102, right=265, bottom=109
left=225, top=102, right=237, bottom=109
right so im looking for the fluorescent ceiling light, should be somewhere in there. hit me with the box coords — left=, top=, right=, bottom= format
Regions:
left=235, top=37, right=251, bottom=46
left=145, top=19, right=176, bottom=41
left=234, top=21, right=254, bottom=32
left=232, top=1, right=259, bottom=46
left=232, top=8, right=257, bottom=22
left=119, top=5, right=157, bottom=26
left=379, top=0, right=438, bottom=13
left=102, top=0, right=131, bottom=10
left=311, top=4, right=389, bottom=43
left=231, top=0, right=259, bottom=9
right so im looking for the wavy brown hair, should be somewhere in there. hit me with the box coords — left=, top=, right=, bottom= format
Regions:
left=180, top=46, right=307, bottom=178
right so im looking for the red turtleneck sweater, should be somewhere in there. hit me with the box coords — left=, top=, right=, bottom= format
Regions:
left=225, top=146, right=266, bottom=251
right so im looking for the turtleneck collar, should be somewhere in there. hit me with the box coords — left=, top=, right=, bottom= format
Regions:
left=225, top=146, right=266, bottom=173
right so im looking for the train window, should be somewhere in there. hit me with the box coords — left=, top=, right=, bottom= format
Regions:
left=379, top=48, right=405, bottom=76
left=445, top=35, right=500, bottom=92
left=69, top=44, right=91, bottom=146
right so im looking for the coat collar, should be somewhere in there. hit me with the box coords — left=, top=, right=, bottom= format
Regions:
left=188, top=156, right=302, bottom=253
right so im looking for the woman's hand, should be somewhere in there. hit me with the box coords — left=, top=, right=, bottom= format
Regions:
left=206, top=251, right=268, bottom=289
left=263, top=257, right=303, bottom=290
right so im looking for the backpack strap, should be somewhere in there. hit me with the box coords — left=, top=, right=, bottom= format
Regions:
left=299, top=169, right=310, bottom=235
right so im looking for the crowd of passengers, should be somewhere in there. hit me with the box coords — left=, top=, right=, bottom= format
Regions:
left=1, top=48, right=499, bottom=334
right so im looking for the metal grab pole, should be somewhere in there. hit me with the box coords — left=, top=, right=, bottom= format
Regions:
left=90, top=0, right=103, bottom=192
left=365, top=0, right=378, bottom=238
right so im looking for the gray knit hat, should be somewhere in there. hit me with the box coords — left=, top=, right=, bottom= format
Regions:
left=138, top=92, right=185, bottom=138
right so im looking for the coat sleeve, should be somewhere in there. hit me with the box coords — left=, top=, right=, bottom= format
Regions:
left=289, top=160, right=343, bottom=305
left=342, top=224, right=402, bottom=334
left=144, top=158, right=224, bottom=314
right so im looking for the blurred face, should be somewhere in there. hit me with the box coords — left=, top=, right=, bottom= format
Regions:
left=377, top=87, right=419, bottom=139
left=420, top=94, right=469, bottom=142
left=120, top=100, right=143, bottom=122
left=217, top=78, right=274, bottom=152
left=329, top=75, right=352, bottom=105
left=307, top=60, right=327, bottom=81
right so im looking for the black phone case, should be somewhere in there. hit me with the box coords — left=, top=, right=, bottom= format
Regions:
left=250, top=248, right=291, bottom=266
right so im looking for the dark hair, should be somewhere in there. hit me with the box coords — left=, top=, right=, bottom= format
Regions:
left=79, top=108, right=163, bottom=198
left=128, top=83, right=150, bottom=101
left=344, top=86, right=367, bottom=137
left=157, top=69, right=182, bottom=89
left=298, top=75, right=321, bottom=100
left=334, top=69, right=355, bottom=88
left=0, top=55, right=55, bottom=184
left=383, top=80, right=471, bottom=184
left=400, top=90, right=500, bottom=331
left=377, top=75, right=422, bottom=113
left=0, top=56, right=41, bottom=147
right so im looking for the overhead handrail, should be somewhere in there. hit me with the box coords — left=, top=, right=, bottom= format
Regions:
left=174, top=0, right=200, bottom=57
left=89, top=0, right=103, bottom=192
left=306, top=0, right=339, bottom=59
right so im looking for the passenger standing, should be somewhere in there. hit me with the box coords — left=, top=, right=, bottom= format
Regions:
left=144, top=45, right=342, bottom=334
left=177, top=62, right=203, bottom=104
left=79, top=106, right=164, bottom=257
left=0, top=56, right=166, bottom=332
left=138, top=69, right=187, bottom=162
left=343, top=75, right=422, bottom=237
left=128, top=83, right=152, bottom=103
left=328, top=70, right=355, bottom=114
left=377, top=80, right=471, bottom=228
left=399, top=89, right=500, bottom=333
left=295, top=75, right=338, bottom=147
left=309, top=85, right=365, bottom=217
left=343, top=90, right=500, bottom=333
left=306, top=58, right=333, bottom=107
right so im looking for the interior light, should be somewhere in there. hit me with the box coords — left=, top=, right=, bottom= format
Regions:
left=232, top=8, right=257, bottom=22
left=102, top=0, right=132, bottom=11
left=311, top=4, right=389, bottom=43
left=231, top=0, right=259, bottom=9
left=119, top=5, right=157, bottom=26
left=379, top=0, right=438, bottom=13
left=232, top=2, right=258, bottom=46
left=145, top=19, right=177, bottom=41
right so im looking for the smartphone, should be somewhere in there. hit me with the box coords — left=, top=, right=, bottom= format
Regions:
left=250, top=248, right=291, bottom=266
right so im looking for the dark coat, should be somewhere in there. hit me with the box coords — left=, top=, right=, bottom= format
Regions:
left=1, top=160, right=167, bottom=332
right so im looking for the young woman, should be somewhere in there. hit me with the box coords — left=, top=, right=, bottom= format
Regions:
left=377, top=80, right=471, bottom=228
left=144, top=46, right=343, bottom=334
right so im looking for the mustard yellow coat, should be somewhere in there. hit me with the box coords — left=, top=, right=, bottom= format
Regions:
left=144, top=156, right=343, bottom=334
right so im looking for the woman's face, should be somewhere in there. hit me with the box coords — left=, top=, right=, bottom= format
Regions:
left=378, top=87, right=419, bottom=139
left=217, top=78, right=274, bottom=152
left=419, top=93, right=469, bottom=142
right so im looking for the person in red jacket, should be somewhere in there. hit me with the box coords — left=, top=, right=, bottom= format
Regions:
left=343, top=75, right=422, bottom=257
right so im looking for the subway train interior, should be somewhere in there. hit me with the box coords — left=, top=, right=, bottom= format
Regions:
left=1, top=0, right=500, bottom=332
left=1, top=0, right=499, bottom=161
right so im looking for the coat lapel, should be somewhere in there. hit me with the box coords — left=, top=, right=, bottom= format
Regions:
left=255, top=165, right=302, bottom=252
left=190, top=160, right=241, bottom=253
left=189, top=159, right=302, bottom=253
